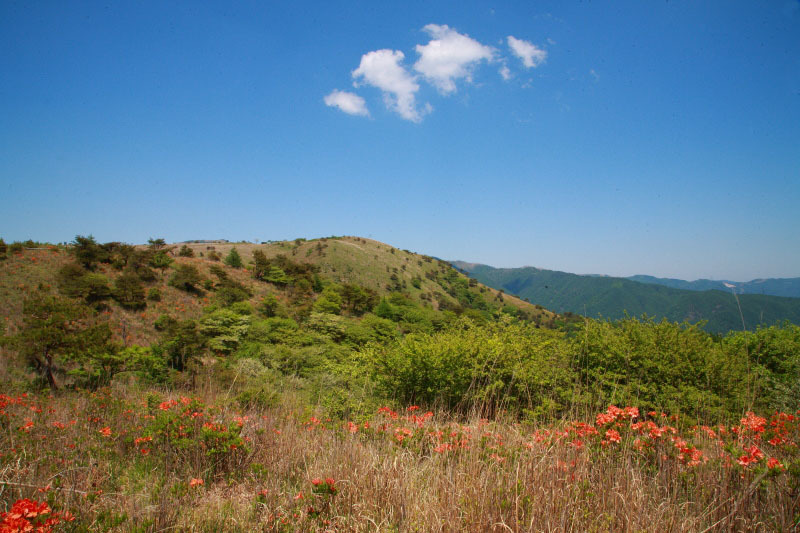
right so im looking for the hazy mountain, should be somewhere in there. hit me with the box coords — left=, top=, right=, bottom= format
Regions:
left=452, top=262, right=800, bottom=333
left=627, top=275, right=800, bottom=298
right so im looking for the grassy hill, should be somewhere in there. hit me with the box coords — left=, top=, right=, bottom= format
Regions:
left=0, top=237, right=553, bottom=348
left=452, top=262, right=800, bottom=333
left=174, top=237, right=552, bottom=321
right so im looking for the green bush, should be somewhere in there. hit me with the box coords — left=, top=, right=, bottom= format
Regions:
left=169, top=264, right=202, bottom=293
left=224, top=247, right=243, bottom=268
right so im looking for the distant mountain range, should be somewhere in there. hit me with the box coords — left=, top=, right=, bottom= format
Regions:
left=451, top=262, right=800, bottom=333
left=625, top=275, right=800, bottom=298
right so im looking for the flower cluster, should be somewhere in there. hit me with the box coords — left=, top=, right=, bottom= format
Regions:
left=0, top=499, right=74, bottom=533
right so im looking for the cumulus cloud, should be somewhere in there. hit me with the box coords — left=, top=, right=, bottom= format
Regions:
left=507, top=36, right=547, bottom=68
left=352, top=49, right=424, bottom=122
left=499, top=63, right=511, bottom=81
left=413, top=24, right=495, bottom=94
left=324, top=90, right=369, bottom=117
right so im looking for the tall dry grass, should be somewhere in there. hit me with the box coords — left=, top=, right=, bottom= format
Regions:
left=1, top=380, right=796, bottom=532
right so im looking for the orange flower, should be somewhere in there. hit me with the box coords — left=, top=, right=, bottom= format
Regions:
left=99, top=427, right=112, bottom=437
left=189, top=478, right=204, bottom=487
left=767, top=457, right=784, bottom=470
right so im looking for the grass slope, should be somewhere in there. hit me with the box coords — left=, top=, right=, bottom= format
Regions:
left=453, top=262, right=800, bottom=333
left=179, top=237, right=552, bottom=321
left=0, top=238, right=553, bottom=345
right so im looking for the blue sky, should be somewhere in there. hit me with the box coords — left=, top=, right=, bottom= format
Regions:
left=1, top=1, right=799, bottom=280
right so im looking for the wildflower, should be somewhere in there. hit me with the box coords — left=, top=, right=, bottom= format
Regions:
left=99, top=426, right=112, bottom=437
left=605, top=429, right=622, bottom=443
left=347, top=421, right=358, bottom=434
left=189, top=478, right=204, bottom=487
left=740, top=412, right=767, bottom=434
left=767, top=457, right=784, bottom=470
left=744, top=445, right=764, bottom=461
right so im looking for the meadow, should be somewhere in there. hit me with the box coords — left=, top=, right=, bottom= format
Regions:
left=1, top=382, right=797, bottom=532
left=1, top=237, right=799, bottom=531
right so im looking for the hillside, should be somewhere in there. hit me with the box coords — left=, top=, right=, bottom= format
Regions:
left=628, top=274, right=800, bottom=298
left=179, top=236, right=548, bottom=319
left=2, top=237, right=800, bottom=531
left=452, top=262, right=800, bottom=333
left=0, top=237, right=553, bottom=348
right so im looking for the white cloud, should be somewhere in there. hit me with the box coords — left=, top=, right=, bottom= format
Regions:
left=499, top=63, right=511, bottom=81
left=507, top=36, right=547, bottom=68
left=324, top=90, right=369, bottom=117
left=413, top=24, right=495, bottom=94
left=352, top=49, right=424, bottom=122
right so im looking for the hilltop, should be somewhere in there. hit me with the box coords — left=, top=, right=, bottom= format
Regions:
left=178, top=236, right=549, bottom=322
left=452, top=261, right=800, bottom=333
left=0, top=236, right=554, bottom=349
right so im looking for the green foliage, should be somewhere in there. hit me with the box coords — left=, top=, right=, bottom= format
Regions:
left=252, top=249, right=269, bottom=280
left=169, top=264, right=202, bottom=293
left=147, top=287, right=161, bottom=301
left=340, top=284, right=379, bottom=315
left=147, top=237, right=166, bottom=250
left=0, top=237, right=6, bottom=260
left=313, top=287, right=342, bottom=315
left=155, top=318, right=204, bottom=371
left=306, top=312, right=347, bottom=341
left=199, top=309, right=251, bottom=355
left=70, top=234, right=108, bottom=269
left=257, top=293, right=283, bottom=318
left=178, top=245, right=194, bottom=257
left=1, top=290, right=112, bottom=389
left=245, top=317, right=300, bottom=345
left=215, top=286, right=250, bottom=307
left=143, top=397, right=246, bottom=473
left=149, top=250, right=173, bottom=273
left=265, top=266, right=289, bottom=285
left=112, top=272, right=146, bottom=310
left=224, top=247, right=243, bottom=268
left=362, top=318, right=572, bottom=414
left=57, top=263, right=112, bottom=305
left=374, top=298, right=395, bottom=320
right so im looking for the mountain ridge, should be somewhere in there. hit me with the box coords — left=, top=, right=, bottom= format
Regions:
left=451, top=260, right=800, bottom=333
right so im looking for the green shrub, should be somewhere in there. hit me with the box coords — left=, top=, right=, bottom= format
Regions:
left=169, top=264, right=202, bottom=293
left=113, top=272, right=146, bottom=310
left=224, top=247, right=243, bottom=268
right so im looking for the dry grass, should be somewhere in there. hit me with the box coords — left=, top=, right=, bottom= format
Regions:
left=0, top=376, right=795, bottom=532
